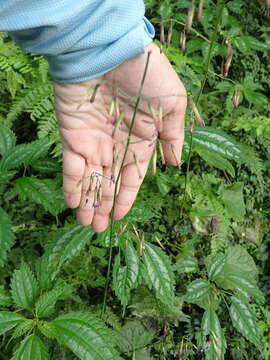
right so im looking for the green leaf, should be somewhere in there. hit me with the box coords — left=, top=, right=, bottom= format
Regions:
left=156, top=173, right=171, bottom=195
left=173, top=257, right=198, bottom=274
left=52, top=312, right=120, bottom=360
left=0, top=138, right=49, bottom=171
left=113, top=241, right=139, bottom=307
left=229, top=296, right=262, bottom=349
left=35, top=282, right=72, bottom=318
left=0, top=170, right=17, bottom=183
left=219, top=182, right=245, bottom=220
left=202, top=308, right=227, bottom=359
left=198, top=148, right=235, bottom=177
left=0, top=311, right=25, bottom=335
left=184, top=279, right=211, bottom=304
left=31, top=158, right=61, bottom=174
left=142, top=242, right=175, bottom=306
left=220, top=273, right=264, bottom=304
left=0, top=207, right=15, bottom=267
left=15, top=176, right=66, bottom=216
left=11, top=263, right=39, bottom=311
left=205, top=253, right=226, bottom=280
left=11, top=319, right=34, bottom=339
left=11, top=334, right=49, bottom=360
left=0, top=287, right=12, bottom=306
left=223, top=245, right=258, bottom=278
left=124, top=204, right=155, bottom=222
left=0, top=123, right=16, bottom=156
left=114, top=320, right=154, bottom=355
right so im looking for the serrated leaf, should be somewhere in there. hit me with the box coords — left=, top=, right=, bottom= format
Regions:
left=52, top=312, right=120, bottom=360
left=229, top=296, right=262, bottom=349
left=221, top=273, right=264, bottom=304
left=173, top=257, right=198, bottom=273
left=0, top=287, right=12, bottom=306
left=224, top=245, right=258, bottom=278
left=205, top=253, right=226, bottom=280
left=198, top=148, right=235, bottom=177
left=124, top=205, right=155, bottom=222
left=0, top=170, right=17, bottom=183
left=38, top=321, right=57, bottom=339
left=15, top=176, right=66, bottom=216
left=31, top=158, right=61, bottom=174
left=0, top=138, right=49, bottom=171
left=142, top=242, right=175, bottom=306
left=219, top=182, right=245, bottom=220
left=35, top=282, right=72, bottom=318
left=184, top=279, right=211, bottom=303
left=0, top=123, right=16, bottom=156
left=156, top=173, right=171, bottom=195
left=0, top=311, right=25, bottom=335
left=11, top=263, right=39, bottom=311
left=37, top=225, right=94, bottom=289
left=11, top=319, right=34, bottom=339
left=11, top=334, right=49, bottom=360
left=202, top=308, right=227, bottom=359
left=0, top=207, right=15, bottom=267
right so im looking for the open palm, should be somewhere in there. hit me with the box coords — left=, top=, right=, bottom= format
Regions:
left=54, top=43, right=187, bottom=232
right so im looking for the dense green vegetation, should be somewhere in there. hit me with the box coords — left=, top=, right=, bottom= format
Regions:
left=0, top=0, right=270, bottom=359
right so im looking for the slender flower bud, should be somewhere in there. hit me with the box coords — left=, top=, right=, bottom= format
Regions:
left=189, top=98, right=204, bottom=127
left=158, top=140, right=166, bottom=165
left=133, top=153, right=143, bottom=179
left=112, top=112, right=125, bottom=137
left=152, top=148, right=157, bottom=176
left=160, top=23, right=166, bottom=45
left=167, top=21, right=173, bottom=46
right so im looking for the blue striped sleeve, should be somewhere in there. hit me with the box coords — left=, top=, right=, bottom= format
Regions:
left=0, top=0, right=155, bottom=82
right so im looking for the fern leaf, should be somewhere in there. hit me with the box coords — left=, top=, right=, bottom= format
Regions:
left=0, top=123, right=16, bottom=156
left=0, top=207, right=15, bottom=267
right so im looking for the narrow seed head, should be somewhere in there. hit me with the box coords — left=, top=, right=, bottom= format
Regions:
left=179, top=31, right=186, bottom=51
left=152, top=148, right=157, bottom=176
left=89, top=84, right=100, bottom=103
left=189, top=98, right=204, bottom=127
left=232, top=90, right=240, bottom=108
left=112, top=112, right=125, bottom=138
left=185, top=1, right=195, bottom=33
left=170, top=143, right=181, bottom=169
left=167, top=21, right=173, bottom=46
left=133, top=152, right=143, bottom=179
left=158, top=140, right=166, bottom=165
left=197, top=0, right=204, bottom=21
left=160, top=23, right=166, bottom=45
left=223, top=50, right=234, bottom=76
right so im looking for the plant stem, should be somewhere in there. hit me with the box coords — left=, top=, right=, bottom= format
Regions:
left=180, top=0, right=225, bottom=219
left=101, top=51, right=152, bottom=316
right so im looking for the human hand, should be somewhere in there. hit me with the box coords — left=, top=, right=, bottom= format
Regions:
left=54, top=42, right=187, bottom=232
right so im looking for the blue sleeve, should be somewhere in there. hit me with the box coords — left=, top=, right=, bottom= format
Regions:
left=0, top=0, right=155, bottom=83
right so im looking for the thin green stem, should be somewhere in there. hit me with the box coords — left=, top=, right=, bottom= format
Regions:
left=101, top=51, right=152, bottom=316
left=180, top=0, right=225, bottom=219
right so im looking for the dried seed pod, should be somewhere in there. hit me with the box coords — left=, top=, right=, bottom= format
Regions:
left=232, top=90, right=241, bottom=108
left=189, top=116, right=195, bottom=134
left=112, top=112, right=125, bottom=137
left=197, top=0, right=204, bottom=21
left=160, top=22, right=166, bottom=45
left=185, top=1, right=195, bottom=33
left=133, top=153, right=143, bottom=179
left=170, top=144, right=181, bottom=169
left=179, top=31, right=186, bottom=51
left=223, top=49, right=234, bottom=76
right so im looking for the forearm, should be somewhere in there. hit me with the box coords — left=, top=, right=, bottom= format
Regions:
left=0, top=0, right=154, bottom=82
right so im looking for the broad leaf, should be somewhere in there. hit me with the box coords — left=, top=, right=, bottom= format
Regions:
left=198, top=147, right=235, bottom=177
left=11, top=263, right=39, bottom=311
left=114, top=320, right=154, bottom=355
left=0, top=311, right=25, bottom=335
left=229, top=296, right=261, bottom=349
left=35, top=282, right=72, bottom=318
left=202, top=308, right=227, bottom=359
left=142, top=242, right=175, bottom=306
left=0, top=123, right=16, bottom=156
left=205, top=253, right=226, bottom=280
left=0, top=138, right=49, bottom=170
left=15, top=176, right=66, bottom=216
left=219, top=182, right=245, bottom=220
left=184, top=279, right=211, bottom=303
left=31, top=158, right=61, bottom=174
left=0, top=170, right=17, bottom=183
left=124, top=204, right=155, bottom=222
left=11, top=319, right=34, bottom=339
left=52, top=312, right=120, bottom=360
left=0, top=207, right=15, bottom=267
left=11, top=334, right=49, bottom=360
left=0, top=286, right=12, bottom=306
left=173, top=257, right=198, bottom=274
